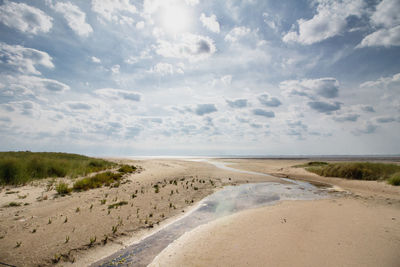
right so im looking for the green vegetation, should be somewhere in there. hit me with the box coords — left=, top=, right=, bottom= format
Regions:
left=108, top=201, right=128, bottom=209
left=0, top=151, right=116, bottom=185
left=293, top=161, right=328, bottom=168
left=118, top=165, right=136, bottom=174
left=72, top=172, right=122, bottom=191
left=4, top=201, right=22, bottom=207
left=56, top=182, right=71, bottom=195
left=305, top=162, right=400, bottom=184
left=388, top=172, right=400, bottom=186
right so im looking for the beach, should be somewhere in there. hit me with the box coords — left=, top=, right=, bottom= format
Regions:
left=0, top=158, right=399, bottom=266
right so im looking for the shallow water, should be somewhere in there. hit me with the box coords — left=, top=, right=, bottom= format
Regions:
left=93, top=161, right=328, bottom=267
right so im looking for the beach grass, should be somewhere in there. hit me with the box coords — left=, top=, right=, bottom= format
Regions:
left=0, top=151, right=116, bottom=185
left=388, top=172, right=400, bottom=186
left=306, top=162, right=400, bottom=184
left=72, top=171, right=122, bottom=191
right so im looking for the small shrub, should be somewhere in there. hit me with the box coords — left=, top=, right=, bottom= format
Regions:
left=118, top=165, right=136, bottom=174
left=388, top=172, right=400, bottom=186
left=15, top=241, right=22, bottom=248
left=89, top=236, right=96, bottom=246
left=6, top=202, right=22, bottom=207
left=56, top=182, right=71, bottom=195
left=100, top=199, right=106, bottom=205
left=112, top=225, right=118, bottom=234
left=75, top=207, right=80, bottom=213
left=65, top=236, right=69, bottom=243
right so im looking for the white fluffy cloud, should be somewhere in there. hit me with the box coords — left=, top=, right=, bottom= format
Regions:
left=91, top=56, right=101, bottom=63
left=150, top=62, right=174, bottom=75
left=283, top=0, right=364, bottom=45
left=200, top=13, right=220, bottom=33
left=358, top=0, right=400, bottom=48
left=94, top=88, right=141, bottom=102
left=0, top=42, right=54, bottom=75
left=281, top=77, right=340, bottom=99
left=155, top=33, right=216, bottom=61
left=92, top=0, right=137, bottom=25
left=360, top=72, right=400, bottom=90
left=50, top=1, right=93, bottom=37
left=0, top=0, right=52, bottom=34
left=4, top=75, right=70, bottom=93
left=225, top=26, right=251, bottom=42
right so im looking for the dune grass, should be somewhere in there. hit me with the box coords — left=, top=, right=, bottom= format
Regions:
left=306, top=162, right=400, bottom=185
left=388, top=172, right=400, bottom=186
left=118, top=165, right=136, bottom=174
left=293, top=161, right=328, bottom=168
left=0, top=151, right=116, bottom=185
left=72, top=171, right=123, bottom=191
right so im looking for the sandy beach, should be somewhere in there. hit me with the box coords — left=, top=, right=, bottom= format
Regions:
left=0, top=158, right=399, bottom=266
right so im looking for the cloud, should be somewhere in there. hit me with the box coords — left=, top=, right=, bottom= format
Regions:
left=0, top=1, right=52, bottom=34
left=258, top=94, right=282, bottom=107
left=376, top=116, right=396, bottom=123
left=0, top=42, right=54, bottom=75
left=353, top=121, right=377, bottom=135
left=200, top=13, right=220, bottom=33
left=136, top=21, right=145, bottom=29
left=226, top=99, right=248, bottom=108
left=155, top=33, right=216, bottom=61
left=252, top=109, right=275, bottom=118
left=358, top=0, right=400, bottom=48
left=111, top=64, right=120, bottom=74
left=358, top=26, right=400, bottom=48
left=283, top=0, right=364, bottom=45
left=68, top=102, right=92, bottom=110
left=225, top=26, right=251, bottom=42
left=280, top=77, right=339, bottom=99
left=195, top=104, right=217, bottom=116
left=94, top=88, right=141, bottom=102
left=92, top=0, right=137, bottom=25
left=308, top=101, right=342, bottom=113
left=360, top=105, right=375, bottom=113
left=91, top=56, right=101, bottom=63
left=150, top=62, right=174, bottom=75
left=2, top=75, right=70, bottom=95
left=50, top=1, right=93, bottom=37
left=333, top=113, right=360, bottom=122
left=360, top=72, right=400, bottom=89
left=218, top=75, right=231, bottom=86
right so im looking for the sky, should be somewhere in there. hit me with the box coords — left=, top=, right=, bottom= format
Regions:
left=0, top=0, right=399, bottom=156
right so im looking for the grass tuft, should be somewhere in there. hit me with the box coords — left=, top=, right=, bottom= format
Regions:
left=72, top=172, right=122, bottom=191
left=118, top=165, right=136, bottom=174
left=388, top=172, right=400, bottom=186
left=56, top=182, right=71, bottom=195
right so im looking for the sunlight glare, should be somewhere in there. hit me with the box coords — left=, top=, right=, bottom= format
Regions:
left=161, top=5, right=190, bottom=34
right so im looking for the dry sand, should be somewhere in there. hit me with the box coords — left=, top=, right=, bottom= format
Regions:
left=0, top=158, right=279, bottom=266
left=1, top=158, right=399, bottom=266
left=150, top=198, right=400, bottom=267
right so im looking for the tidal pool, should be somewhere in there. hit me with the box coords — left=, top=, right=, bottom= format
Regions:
left=92, top=161, right=329, bottom=267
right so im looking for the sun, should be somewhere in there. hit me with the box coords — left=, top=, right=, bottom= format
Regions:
left=161, top=5, right=190, bottom=34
